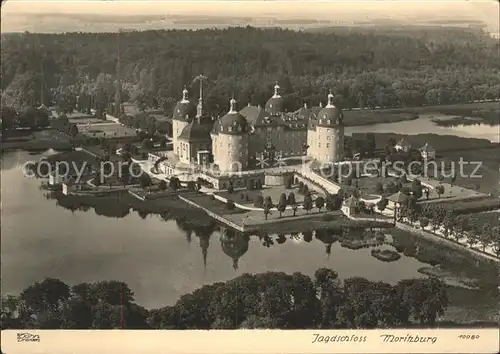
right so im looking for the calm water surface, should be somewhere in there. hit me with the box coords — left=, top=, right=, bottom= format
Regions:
left=346, top=114, right=500, bottom=143
left=0, top=151, right=436, bottom=309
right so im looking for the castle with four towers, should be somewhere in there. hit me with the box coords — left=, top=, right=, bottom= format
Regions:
left=171, top=80, right=345, bottom=173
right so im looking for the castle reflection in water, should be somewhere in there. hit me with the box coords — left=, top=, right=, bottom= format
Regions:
left=44, top=189, right=498, bottom=288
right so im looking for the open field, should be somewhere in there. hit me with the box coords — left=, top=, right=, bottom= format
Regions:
left=369, top=132, right=495, bottom=153
left=78, top=123, right=137, bottom=139
left=440, top=147, right=500, bottom=196
left=344, top=101, right=500, bottom=126
left=367, top=132, right=499, bottom=196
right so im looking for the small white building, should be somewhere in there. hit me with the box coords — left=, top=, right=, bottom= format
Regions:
left=419, top=143, right=436, bottom=160
left=395, top=138, right=411, bottom=153
left=341, top=196, right=359, bottom=218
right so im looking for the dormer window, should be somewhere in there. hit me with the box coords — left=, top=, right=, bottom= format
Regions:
left=327, top=120, right=331, bottom=124
left=228, top=126, right=232, bottom=132
left=237, top=125, right=241, bottom=131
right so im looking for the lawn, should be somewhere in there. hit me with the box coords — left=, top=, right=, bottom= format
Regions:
left=79, top=123, right=137, bottom=139
left=345, top=175, right=400, bottom=197
left=439, top=147, right=500, bottom=196
left=182, top=193, right=249, bottom=216
left=368, top=133, right=494, bottom=154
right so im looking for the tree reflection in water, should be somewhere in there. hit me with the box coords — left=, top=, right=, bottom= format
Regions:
left=219, top=228, right=250, bottom=271
left=44, top=186, right=498, bottom=289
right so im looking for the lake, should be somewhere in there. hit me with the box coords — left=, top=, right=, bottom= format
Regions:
left=346, top=114, right=500, bottom=143
left=1, top=151, right=498, bottom=322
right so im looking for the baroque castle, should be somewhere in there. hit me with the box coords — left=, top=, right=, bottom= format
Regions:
left=171, top=81, right=345, bottom=173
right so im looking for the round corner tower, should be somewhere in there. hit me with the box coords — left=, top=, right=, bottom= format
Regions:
left=172, top=87, right=195, bottom=157
left=314, top=92, right=344, bottom=164
left=213, top=98, right=249, bottom=173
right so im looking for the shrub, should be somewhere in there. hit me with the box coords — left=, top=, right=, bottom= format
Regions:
left=254, top=195, right=264, bottom=208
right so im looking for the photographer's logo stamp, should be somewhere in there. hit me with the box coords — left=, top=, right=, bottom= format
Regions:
left=16, top=333, right=40, bottom=343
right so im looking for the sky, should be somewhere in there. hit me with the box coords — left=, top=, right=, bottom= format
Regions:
left=1, top=0, right=499, bottom=33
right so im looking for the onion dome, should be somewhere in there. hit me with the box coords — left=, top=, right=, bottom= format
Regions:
left=218, top=98, right=248, bottom=134
left=220, top=229, right=249, bottom=271
left=172, top=87, right=196, bottom=121
left=317, top=91, right=343, bottom=127
left=264, top=81, right=284, bottom=115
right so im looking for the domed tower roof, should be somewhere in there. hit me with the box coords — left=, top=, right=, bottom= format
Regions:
left=172, top=87, right=196, bottom=121
left=218, top=98, right=249, bottom=135
left=317, top=92, right=343, bottom=127
left=264, top=81, right=284, bottom=115
left=315, top=229, right=339, bottom=258
left=220, top=229, right=249, bottom=270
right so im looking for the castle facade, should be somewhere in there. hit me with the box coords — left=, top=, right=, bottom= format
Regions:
left=171, top=82, right=344, bottom=173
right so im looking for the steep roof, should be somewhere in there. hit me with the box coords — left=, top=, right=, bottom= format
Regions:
left=178, top=119, right=213, bottom=142
left=419, top=143, right=435, bottom=152
left=343, top=196, right=359, bottom=207
left=387, top=191, right=409, bottom=204
left=239, top=106, right=271, bottom=127
left=396, top=138, right=411, bottom=147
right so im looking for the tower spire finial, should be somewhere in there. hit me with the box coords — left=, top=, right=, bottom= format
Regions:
left=181, top=86, right=189, bottom=102
left=326, top=90, right=335, bottom=108
left=273, top=81, right=280, bottom=98
left=229, top=97, right=237, bottom=113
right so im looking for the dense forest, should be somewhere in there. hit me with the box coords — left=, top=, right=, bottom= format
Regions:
left=1, top=26, right=499, bottom=119
left=1, top=270, right=451, bottom=330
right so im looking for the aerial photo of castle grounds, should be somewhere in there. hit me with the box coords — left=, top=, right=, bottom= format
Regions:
left=1, top=0, right=499, bottom=333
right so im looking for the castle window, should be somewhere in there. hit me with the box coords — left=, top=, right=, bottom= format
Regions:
left=327, top=136, right=330, bottom=141
left=326, top=143, right=330, bottom=148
